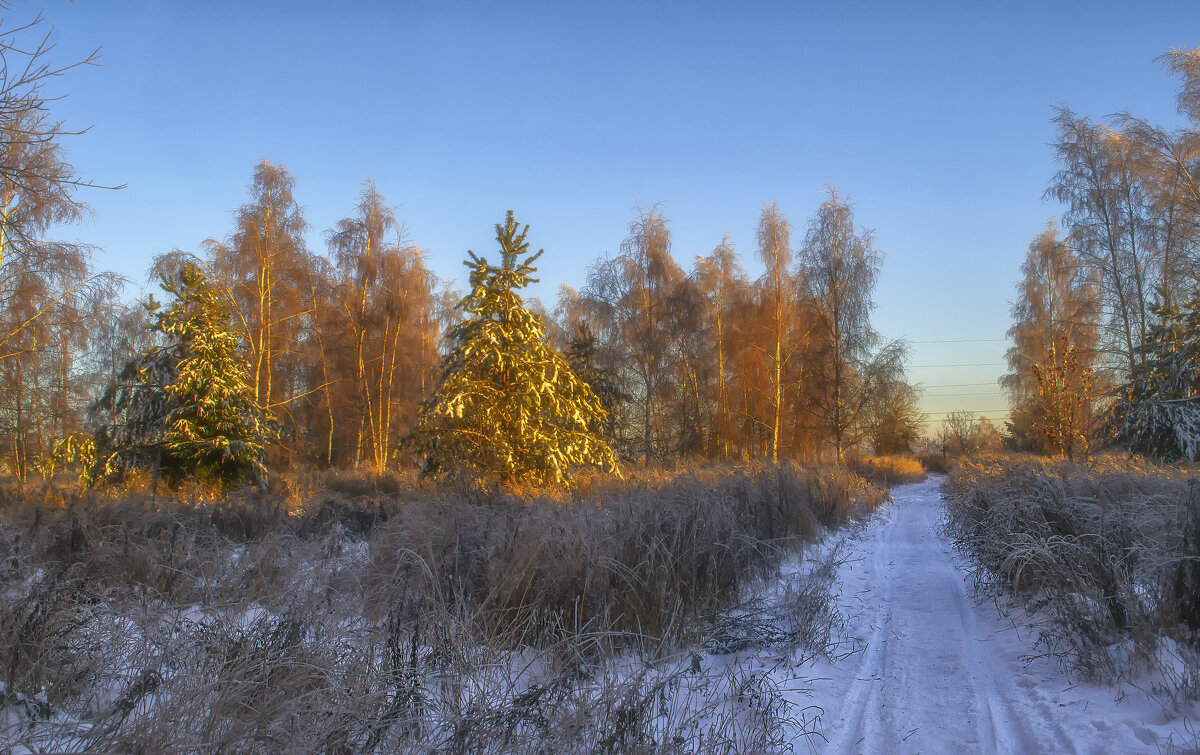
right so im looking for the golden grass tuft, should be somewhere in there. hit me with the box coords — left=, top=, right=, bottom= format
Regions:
left=847, top=454, right=927, bottom=486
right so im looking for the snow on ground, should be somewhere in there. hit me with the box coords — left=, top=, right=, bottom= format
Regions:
left=790, top=475, right=1200, bottom=754
left=4, top=475, right=1198, bottom=753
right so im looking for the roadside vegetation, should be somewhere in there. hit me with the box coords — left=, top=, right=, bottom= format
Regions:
left=943, top=454, right=1200, bottom=706
left=0, top=462, right=882, bottom=752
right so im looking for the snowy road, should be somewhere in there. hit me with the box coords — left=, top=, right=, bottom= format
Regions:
left=800, top=475, right=1195, bottom=754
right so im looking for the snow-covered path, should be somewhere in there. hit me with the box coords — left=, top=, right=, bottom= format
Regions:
left=801, top=475, right=1195, bottom=754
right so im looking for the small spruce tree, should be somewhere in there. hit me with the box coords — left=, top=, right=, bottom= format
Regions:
left=102, top=263, right=277, bottom=487
left=410, top=212, right=619, bottom=486
left=566, top=321, right=626, bottom=444
left=1111, top=283, right=1200, bottom=461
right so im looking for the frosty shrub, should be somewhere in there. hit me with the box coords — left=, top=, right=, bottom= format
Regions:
left=410, top=211, right=619, bottom=487
left=1110, top=280, right=1200, bottom=462
left=99, top=263, right=277, bottom=488
left=944, top=454, right=1200, bottom=699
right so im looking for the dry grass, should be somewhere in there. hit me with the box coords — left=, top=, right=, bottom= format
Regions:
left=0, top=461, right=881, bottom=752
left=943, top=453, right=1200, bottom=704
left=847, top=454, right=927, bottom=487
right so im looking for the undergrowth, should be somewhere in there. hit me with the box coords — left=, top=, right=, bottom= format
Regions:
left=943, top=453, right=1200, bottom=707
left=0, top=461, right=880, bottom=752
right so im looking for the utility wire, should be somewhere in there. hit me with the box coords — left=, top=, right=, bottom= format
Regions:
left=924, top=409, right=1009, bottom=415
left=924, top=392, right=1004, bottom=398
left=920, top=382, right=1000, bottom=388
left=909, top=338, right=1007, bottom=344
left=908, top=362, right=1007, bottom=368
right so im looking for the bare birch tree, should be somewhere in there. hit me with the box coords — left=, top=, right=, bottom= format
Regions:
left=206, top=161, right=308, bottom=416
left=1048, top=109, right=1159, bottom=378
left=582, top=204, right=682, bottom=464
left=756, top=203, right=793, bottom=462
left=944, top=410, right=977, bottom=455
left=0, top=103, right=105, bottom=481
left=693, top=234, right=744, bottom=459
left=1112, top=47, right=1200, bottom=298
left=325, top=181, right=436, bottom=472
left=861, top=364, right=923, bottom=455
left=799, top=188, right=881, bottom=462
left=0, top=11, right=112, bottom=216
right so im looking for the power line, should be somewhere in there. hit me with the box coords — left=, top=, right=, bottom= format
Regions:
left=908, top=362, right=1007, bottom=368
left=920, top=382, right=1000, bottom=388
left=909, top=338, right=1007, bottom=344
left=924, top=409, right=1009, bottom=415
left=924, top=392, right=1004, bottom=398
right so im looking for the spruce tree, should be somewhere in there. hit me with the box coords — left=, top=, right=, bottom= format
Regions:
left=1110, top=281, right=1200, bottom=461
left=102, top=263, right=277, bottom=487
left=566, top=321, right=626, bottom=443
left=410, top=212, right=619, bottom=486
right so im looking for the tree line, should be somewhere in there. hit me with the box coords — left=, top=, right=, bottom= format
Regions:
left=0, top=8, right=926, bottom=487
left=0, top=155, right=922, bottom=485
left=561, top=192, right=916, bottom=466
left=1003, top=45, right=1200, bottom=461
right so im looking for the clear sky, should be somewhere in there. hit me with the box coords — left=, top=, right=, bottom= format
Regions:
left=28, top=0, right=1200, bottom=430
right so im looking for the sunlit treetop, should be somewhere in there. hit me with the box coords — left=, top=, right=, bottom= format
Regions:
left=462, top=210, right=541, bottom=314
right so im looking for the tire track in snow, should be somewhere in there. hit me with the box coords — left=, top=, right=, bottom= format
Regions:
left=814, top=476, right=1078, bottom=754
left=823, top=500, right=896, bottom=754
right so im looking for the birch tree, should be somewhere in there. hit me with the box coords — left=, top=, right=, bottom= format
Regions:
left=669, top=274, right=710, bottom=455
left=799, top=188, right=881, bottom=462
left=581, top=204, right=683, bottom=463
left=1114, top=47, right=1200, bottom=299
left=1002, top=222, right=1102, bottom=453
left=693, top=234, right=745, bottom=459
left=0, top=10, right=116, bottom=462
left=861, top=359, right=923, bottom=455
left=207, top=161, right=308, bottom=416
left=0, top=110, right=102, bottom=481
left=1048, top=110, right=1159, bottom=378
left=325, top=181, right=436, bottom=472
left=753, top=202, right=792, bottom=458
left=0, top=11, right=105, bottom=200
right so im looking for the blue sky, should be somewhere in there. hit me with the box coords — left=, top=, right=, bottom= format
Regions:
left=32, top=0, right=1199, bottom=428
